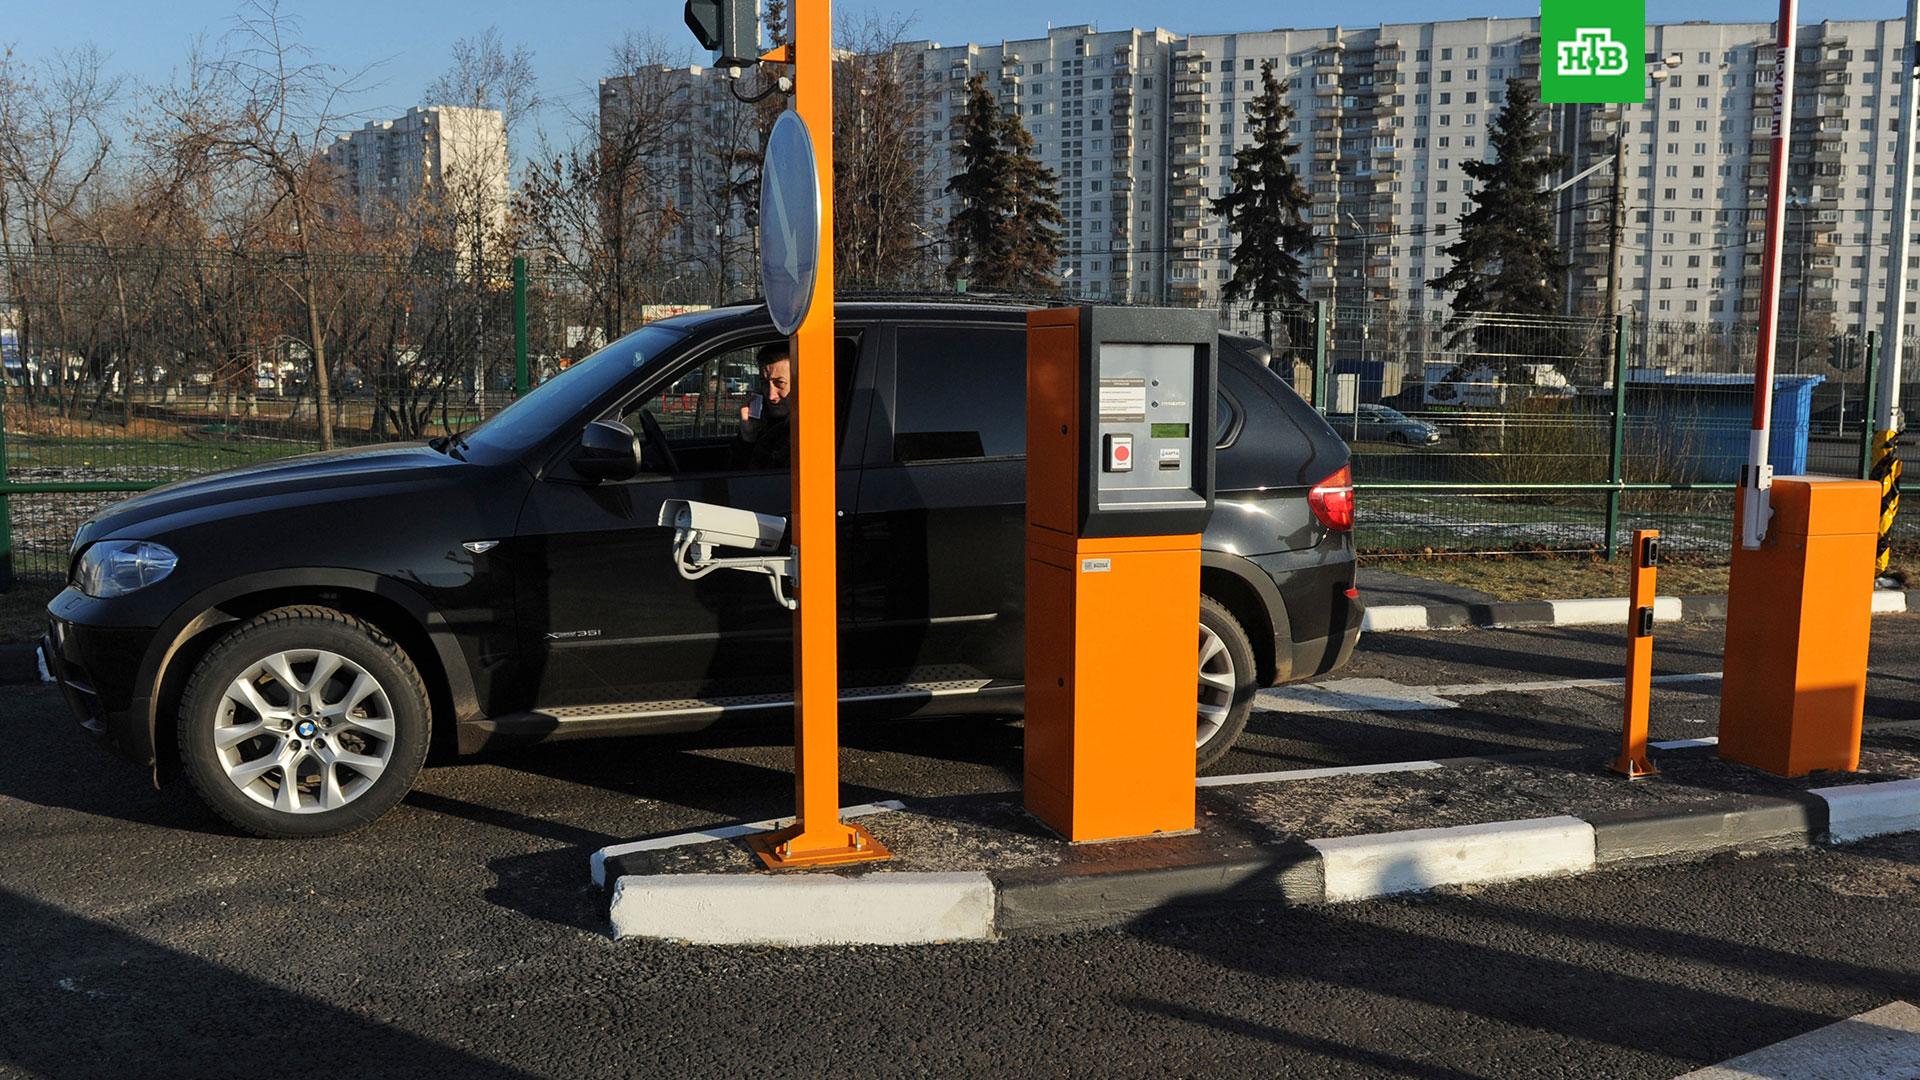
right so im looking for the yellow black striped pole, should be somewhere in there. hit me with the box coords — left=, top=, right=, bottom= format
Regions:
left=1873, top=427, right=1902, bottom=575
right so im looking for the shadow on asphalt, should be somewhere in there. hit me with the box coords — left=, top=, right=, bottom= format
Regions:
left=1364, top=624, right=1725, bottom=678
left=1115, top=858, right=1856, bottom=1074
left=0, top=886, right=541, bottom=1080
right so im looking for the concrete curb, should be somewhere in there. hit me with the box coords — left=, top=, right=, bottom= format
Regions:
left=610, top=871, right=998, bottom=946
left=604, top=776, right=1920, bottom=945
left=1359, top=588, right=1916, bottom=633
left=1310, top=816, right=1595, bottom=902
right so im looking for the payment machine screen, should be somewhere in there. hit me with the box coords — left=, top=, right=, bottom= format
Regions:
left=1094, top=343, right=1203, bottom=513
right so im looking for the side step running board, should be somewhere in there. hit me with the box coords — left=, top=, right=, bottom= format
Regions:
left=468, top=678, right=1004, bottom=744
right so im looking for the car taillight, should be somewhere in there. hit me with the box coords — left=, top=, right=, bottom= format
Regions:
left=1309, top=465, right=1354, bottom=532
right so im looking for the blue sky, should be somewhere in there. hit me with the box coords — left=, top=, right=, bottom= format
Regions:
left=8, top=1, right=1908, bottom=146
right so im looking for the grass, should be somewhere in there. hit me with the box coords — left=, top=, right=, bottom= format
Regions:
left=0, top=580, right=58, bottom=644
left=1373, top=554, right=1733, bottom=602
left=1378, top=545, right=1916, bottom=602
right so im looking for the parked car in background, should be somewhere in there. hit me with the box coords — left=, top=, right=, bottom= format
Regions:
left=44, top=300, right=1362, bottom=838
left=1326, top=403, right=1443, bottom=446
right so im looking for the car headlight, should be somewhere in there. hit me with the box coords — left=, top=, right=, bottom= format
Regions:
left=75, top=541, right=178, bottom=598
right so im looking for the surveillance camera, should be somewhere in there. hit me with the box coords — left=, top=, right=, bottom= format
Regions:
left=658, top=499, right=787, bottom=554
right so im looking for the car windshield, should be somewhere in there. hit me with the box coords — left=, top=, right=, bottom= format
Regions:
left=460, top=323, right=689, bottom=456
left=1369, top=406, right=1411, bottom=422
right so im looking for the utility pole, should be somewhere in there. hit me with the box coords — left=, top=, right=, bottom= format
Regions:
left=1604, top=128, right=1625, bottom=326
left=1874, top=0, right=1917, bottom=577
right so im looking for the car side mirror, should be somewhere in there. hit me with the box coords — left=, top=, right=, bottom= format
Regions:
left=572, top=420, right=642, bottom=482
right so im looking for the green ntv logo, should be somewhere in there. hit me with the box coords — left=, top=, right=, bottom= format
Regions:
left=1540, top=0, right=1645, bottom=104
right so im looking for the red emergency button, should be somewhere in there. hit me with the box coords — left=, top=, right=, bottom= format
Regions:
left=1114, top=444, right=1130, bottom=463
left=1104, top=433, right=1134, bottom=473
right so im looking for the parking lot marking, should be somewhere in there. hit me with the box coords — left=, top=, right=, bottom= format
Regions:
left=1650, top=736, right=1721, bottom=750
left=1197, top=759, right=1445, bottom=788
left=1676, top=1001, right=1920, bottom=1079
left=589, top=799, right=908, bottom=886
left=1258, top=672, right=1722, bottom=713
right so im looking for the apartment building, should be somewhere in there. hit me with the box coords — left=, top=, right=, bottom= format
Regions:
left=640, top=17, right=1915, bottom=336
left=321, top=106, right=510, bottom=248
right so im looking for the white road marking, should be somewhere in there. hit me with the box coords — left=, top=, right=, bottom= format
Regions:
left=589, top=799, right=908, bottom=887
left=1676, top=1001, right=1920, bottom=1079
left=1258, top=672, right=1723, bottom=713
left=1650, top=737, right=1720, bottom=750
left=1198, top=759, right=1445, bottom=788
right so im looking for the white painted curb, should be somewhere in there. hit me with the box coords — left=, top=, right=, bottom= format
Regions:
left=1359, top=605, right=1427, bottom=632
left=610, top=871, right=997, bottom=946
left=1872, top=588, right=1909, bottom=614
left=1310, top=816, right=1596, bottom=903
left=1546, top=597, right=1629, bottom=626
left=1811, top=777, right=1920, bottom=844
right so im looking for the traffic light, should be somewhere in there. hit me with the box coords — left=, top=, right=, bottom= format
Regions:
left=1830, top=334, right=1863, bottom=371
left=684, top=0, right=761, bottom=69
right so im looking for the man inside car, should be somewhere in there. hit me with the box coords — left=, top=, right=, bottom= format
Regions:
left=732, top=342, right=792, bottom=470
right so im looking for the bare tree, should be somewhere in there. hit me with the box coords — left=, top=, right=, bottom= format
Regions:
left=149, top=1, right=379, bottom=449
left=424, top=27, right=536, bottom=275
left=833, top=15, right=929, bottom=289
left=0, top=44, right=122, bottom=416
left=517, top=32, right=688, bottom=346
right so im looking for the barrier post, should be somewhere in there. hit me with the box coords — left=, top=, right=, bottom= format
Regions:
left=1611, top=528, right=1661, bottom=779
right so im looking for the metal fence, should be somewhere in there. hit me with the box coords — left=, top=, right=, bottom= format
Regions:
left=2, top=256, right=1915, bottom=585
left=1223, top=300, right=1916, bottom=561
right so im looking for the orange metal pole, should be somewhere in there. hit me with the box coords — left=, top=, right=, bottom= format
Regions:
left=748, top=0, right=889, bottom=869
left=1611, top=529, right=1660, bottom=779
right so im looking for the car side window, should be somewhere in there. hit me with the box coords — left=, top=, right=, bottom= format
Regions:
left=619, top=346, right=760, bottom=453
left=893, top=326, right=1026, bottom=463
left=614, top=335, right=862, bottom=475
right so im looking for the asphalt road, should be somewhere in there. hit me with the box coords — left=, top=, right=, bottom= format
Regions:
left=3, top=616, right=1918, bottom=1078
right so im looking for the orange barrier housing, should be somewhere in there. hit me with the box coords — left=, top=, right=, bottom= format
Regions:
left=1022, top=307, right=1212, bottom=842
left=1718, top=476, right=1878, bottom=777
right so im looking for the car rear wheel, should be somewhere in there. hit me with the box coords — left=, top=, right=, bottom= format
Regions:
left=177, top=606, right=430, bottom=838
left=1197, top=595, right=1257, bottom=770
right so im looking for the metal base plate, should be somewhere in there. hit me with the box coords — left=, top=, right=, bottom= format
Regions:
left=1609, top=755, right=1660, bottom=780
left=746, top=822, right=893, bottom=871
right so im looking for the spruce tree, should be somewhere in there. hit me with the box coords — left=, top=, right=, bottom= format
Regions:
left=1212, top=60, right=1316, bottom=349
left=995, top=106, right=1064, bottom=290
left=945, top=75, right=1012, bottom=288
left=1426, top=77, right=1568, bottom=368
left=945, top=74, right=1063, bottom=291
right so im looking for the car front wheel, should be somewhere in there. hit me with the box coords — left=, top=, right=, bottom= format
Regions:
left=1197, top=595, right=1258, bottom=770
left=177, top=606, right=431, bottom=838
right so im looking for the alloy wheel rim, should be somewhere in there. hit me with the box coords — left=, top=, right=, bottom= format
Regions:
left=214, top=649, right=396, bottom=814
left=1197, top=623, right=1236, bottom=749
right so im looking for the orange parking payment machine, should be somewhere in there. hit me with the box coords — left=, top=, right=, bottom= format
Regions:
left=1024, top=306, right=1218, bottom=842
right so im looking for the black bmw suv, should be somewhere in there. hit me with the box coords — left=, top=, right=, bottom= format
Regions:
left=45, top=301, right=1361, bottom=837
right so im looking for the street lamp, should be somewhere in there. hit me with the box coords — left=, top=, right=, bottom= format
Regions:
left=1785, top=192, right=1817, bottom=372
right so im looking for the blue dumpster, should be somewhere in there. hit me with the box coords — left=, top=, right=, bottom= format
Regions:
left=1623, top=371, right=1824, bottom=483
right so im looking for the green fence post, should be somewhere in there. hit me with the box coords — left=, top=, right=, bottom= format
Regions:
left=0, top=383, right=12, bottom=591
left=1312, top=299, right=1330, bottom=412
left=1604, top=313, right=1631, bottom=561
left=512, top=257, right=530, bottom=397
left=1861, top=330, right=1881, bottom=480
